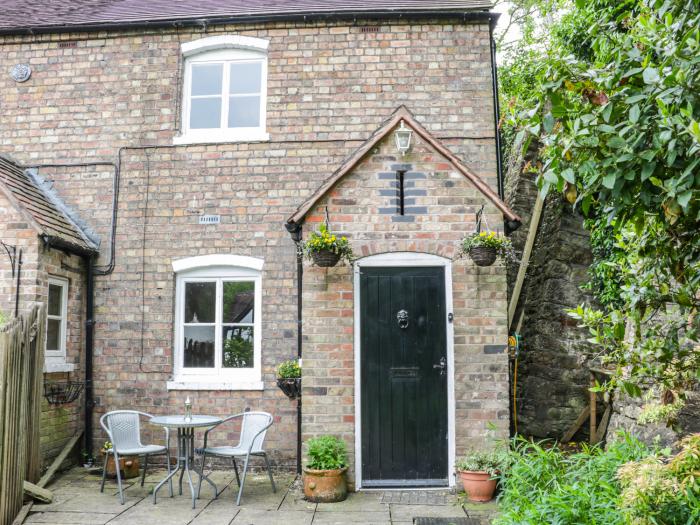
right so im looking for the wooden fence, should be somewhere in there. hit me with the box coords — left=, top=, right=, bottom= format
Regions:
left=0, top=305, right=45, bottom=525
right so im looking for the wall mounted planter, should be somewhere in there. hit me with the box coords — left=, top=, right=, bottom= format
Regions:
left=311, top=249, right=341, bottom=267
left=276, top=377, right=301, bottom=399
left=468, top=246, right=497, bottom=267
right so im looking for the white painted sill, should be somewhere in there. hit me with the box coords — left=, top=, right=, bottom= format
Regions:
left=166, top=380, right=264, bottom=391
left=44, top=361, right=76, bottom=373
left=173, top=131, right=270, bottom=146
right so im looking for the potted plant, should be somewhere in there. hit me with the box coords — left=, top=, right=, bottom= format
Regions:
left=101, top=441, right=140, bottom=479
left=460, top=231, right=514, bottom=267
left=82, top=450, right=94, bottom=469
left=456, top=450, right=505, bottom=502
left=303, top=435, right=348, bottom=502
left=303, top=224, right=353, bottom=267
left=276, top=359, right=301, bottom=399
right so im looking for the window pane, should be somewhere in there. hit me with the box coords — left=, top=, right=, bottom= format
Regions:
left=228, top=95, right=260, bottom=128
left=229, top=62, right=262, bottom=94
left=48, top=284, right=63, bottom=316
left=184, top=282, right=215, bottom=323
left=47, top=319, right=61, bottom=351
left=222, top=326, right=254, bottom=368
left=183, top=326, right=215, bottom=368
left=190, top=97, right=222, bottom=129
left=223, top=281, right=255, bottom=323
left=191, top=64, right=223, bottom=96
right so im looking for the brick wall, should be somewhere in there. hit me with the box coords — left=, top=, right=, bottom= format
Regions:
left=0, top=17, right=500, bottom=469
left=302, top=130, right=509, bottom=486
left=0, top=190, right=86, bottom=469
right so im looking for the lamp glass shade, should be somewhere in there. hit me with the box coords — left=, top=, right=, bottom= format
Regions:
left=394, top=121, right=412, bottom=155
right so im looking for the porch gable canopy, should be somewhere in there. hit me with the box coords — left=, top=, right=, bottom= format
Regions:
left=286, top=105, right=521, bottom=229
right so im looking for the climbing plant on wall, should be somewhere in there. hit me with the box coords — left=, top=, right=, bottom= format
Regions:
left=500, top=0, right=700, bottom=402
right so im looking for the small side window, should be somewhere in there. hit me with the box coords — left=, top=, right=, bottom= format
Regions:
left=46, top=277, right=68, bottom=358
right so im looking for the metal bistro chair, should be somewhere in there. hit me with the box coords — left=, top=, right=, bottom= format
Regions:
left=100, top=410, right=172, bottom=504
left=195, top=411, right=276, bottom=506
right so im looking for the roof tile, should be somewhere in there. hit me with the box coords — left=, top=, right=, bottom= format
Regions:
left=0, top=156, right=97, bottom=254
left=0, top=1, right=492, bottom=32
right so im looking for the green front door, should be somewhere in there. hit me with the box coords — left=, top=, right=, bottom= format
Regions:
left=360, top=266, right=448, bottom=486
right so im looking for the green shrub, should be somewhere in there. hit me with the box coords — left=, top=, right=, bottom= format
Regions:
left=618, top=434, right=700, bottom=525
left=456, top=450, right=509, bottom=477
left=495, top=433, right=653, bottom=525
left=277, top=359, right=301, bottom=379
left=306, top=435, right=347, bottom=470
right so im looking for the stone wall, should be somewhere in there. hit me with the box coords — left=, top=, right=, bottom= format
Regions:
left=607, top=386, right=700, bottom=447
left=0, top=17, right=500, bottom=466
left=504, top=142, right=595, bottom=440
left=302, top=129, right=509, bottom=486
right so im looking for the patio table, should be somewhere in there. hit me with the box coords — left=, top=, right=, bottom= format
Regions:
left=150, top=414, right=222, bottom=508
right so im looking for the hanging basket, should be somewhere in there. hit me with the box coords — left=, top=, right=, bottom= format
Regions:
left=43, top=380, right=85, bottom=405
left=311, top=249, right=341, bottom=268
left=468, top=246, right=498, bottom=267
left=277, top=377, right=301, bottom=399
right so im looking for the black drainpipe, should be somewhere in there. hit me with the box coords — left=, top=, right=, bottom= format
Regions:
left=285, top=221, right=303, bottom=475
left=489, top=17, right=504, bottom=200
left=84, top=254, right=95, bottom=458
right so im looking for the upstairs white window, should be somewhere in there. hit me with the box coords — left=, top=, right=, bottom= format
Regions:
left=175, top=35, right=269, bottom=144
left=169, top=255, right=264, bottom=391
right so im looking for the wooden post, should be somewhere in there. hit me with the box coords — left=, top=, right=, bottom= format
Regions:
left=589, top=371, right=597, bottom=444
left=508, top=194, right=544, bottom=329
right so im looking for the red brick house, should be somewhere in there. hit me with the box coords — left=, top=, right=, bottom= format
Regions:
left=0, top=0, right=519, bottom=489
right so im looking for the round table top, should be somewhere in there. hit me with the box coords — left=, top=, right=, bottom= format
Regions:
left=150, top=415, right=222, bottom=428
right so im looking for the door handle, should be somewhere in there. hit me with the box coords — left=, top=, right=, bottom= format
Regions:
left=433, top=356, right=447, bottom=376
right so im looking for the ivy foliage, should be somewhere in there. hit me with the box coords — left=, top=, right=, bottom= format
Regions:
left=500, top=0, right=700, bottom=398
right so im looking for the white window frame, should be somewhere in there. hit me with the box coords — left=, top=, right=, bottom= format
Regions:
left=174, top=35, right=270, bottom=145
left=168, top=255, right=264, bottom=391
left=45, top=277, right=75, bottom=373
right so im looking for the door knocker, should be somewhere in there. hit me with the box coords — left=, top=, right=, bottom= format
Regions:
left=396, top=309, right=409, bottom=329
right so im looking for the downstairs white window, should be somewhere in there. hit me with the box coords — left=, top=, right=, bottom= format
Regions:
left=169, top=255, right=263, bottom=390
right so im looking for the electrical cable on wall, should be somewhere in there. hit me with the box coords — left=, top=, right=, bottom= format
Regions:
left=138, top=150, right=160, bottom=373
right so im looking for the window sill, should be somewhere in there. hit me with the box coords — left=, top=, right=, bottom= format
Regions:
left=173, top=131, right=270, bottom=146
left=44, top=361, right=77, bottom=373
left=166, top=380, right=264, bottom=391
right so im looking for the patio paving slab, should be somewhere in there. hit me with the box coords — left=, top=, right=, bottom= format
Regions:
left=25, top=467, right=498, bottom=525
left=231, top=509, right=313, bottom=524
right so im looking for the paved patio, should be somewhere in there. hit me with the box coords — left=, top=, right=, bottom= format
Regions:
left=25, top=467, right=498, bottom=525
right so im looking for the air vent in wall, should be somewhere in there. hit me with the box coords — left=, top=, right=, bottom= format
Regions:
left=198, top=215, right=220, bottom=224
left=57, top=41, right=77, bottom=48
left=359, top=26, right=381, bottom=33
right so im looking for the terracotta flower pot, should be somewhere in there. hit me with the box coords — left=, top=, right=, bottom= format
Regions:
left=104, top=455, right=140, bottom=479
left=311, top=249, right=341, bottom=267
left=458, top=470, right=497, bottom=502
left=303, top=467, right=348, bottom=502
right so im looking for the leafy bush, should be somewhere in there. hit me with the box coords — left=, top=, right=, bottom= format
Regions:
left=456, top=450, right=509, bottom=477
left=277, top=359, right=301, bottom=379
left=495, top=433, right=654, bottom=525
left=306, top=435, right=347, bottom=471
left=618, top=434, right=700, bottom=524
